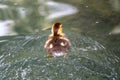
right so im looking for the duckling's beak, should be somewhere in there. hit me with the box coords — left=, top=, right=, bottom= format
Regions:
left=51, top=22, right=62, bottom=36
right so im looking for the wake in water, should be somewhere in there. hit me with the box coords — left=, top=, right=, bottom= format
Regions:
left=0, top=31, right=119, bottom=80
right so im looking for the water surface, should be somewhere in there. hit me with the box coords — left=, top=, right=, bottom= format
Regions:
left=0, top=0, right=120, bottom=80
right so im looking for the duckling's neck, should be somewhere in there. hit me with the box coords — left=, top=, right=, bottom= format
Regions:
left=53, top=30, right=58, bottom=36
left=49, top=33, right=64, bottom=37
left=52, top=28, right=63, bottom=36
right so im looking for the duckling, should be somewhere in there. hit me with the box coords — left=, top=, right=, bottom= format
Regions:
left=44, top=22, right=71, bottom=57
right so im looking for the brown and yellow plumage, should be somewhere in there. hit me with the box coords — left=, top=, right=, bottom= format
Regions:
left=44, top=22, right=71, bottom=57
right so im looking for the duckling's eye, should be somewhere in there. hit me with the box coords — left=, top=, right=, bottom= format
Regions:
left=49, top=44, right=53, bottom=48
left=60, top=42, right=65, bottom=46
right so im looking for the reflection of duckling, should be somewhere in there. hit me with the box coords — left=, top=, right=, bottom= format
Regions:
left=44, top=22, right=71, bottom=57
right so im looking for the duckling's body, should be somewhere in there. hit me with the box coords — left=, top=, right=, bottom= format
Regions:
left=44, top=22, right=70, bottom=57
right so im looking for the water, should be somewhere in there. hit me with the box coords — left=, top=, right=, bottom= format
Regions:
left=0, top=0, right=120, bottom=80
left=0, top=31, right=119, bottom=80
left=0, top=0, right=78, bottom=35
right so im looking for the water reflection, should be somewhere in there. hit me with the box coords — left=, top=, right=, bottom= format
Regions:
left=109, top=0, right=120, bottom=12
left=109, top=24, right=120, bottom=35
left=0, top=4, right=8, bottom=8
left=0, top=20, right=17, bottom=36
left=0, top=0, right=78, bottom=36
left=17, top=7, right=27, bottom=19
left=44, top=1, right=78, bottom=19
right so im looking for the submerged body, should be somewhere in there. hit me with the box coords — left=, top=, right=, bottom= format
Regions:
left=44, top=22, right=70, bottom=57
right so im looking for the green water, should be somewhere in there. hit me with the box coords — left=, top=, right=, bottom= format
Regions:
left=0, top=0, right=120, bottom=80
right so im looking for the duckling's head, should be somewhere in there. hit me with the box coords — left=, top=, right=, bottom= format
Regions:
left=51, top=22, right=62, bottom=36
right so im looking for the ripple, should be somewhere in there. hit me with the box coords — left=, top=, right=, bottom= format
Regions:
left=0, top=33, right=119, bottom=80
